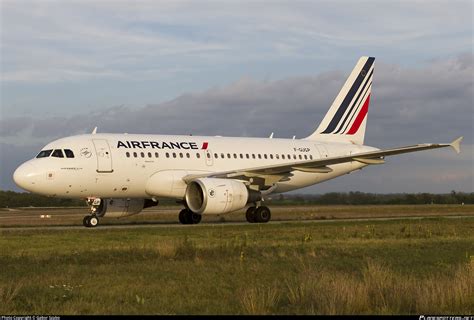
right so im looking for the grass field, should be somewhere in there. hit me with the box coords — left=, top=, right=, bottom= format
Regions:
left=0, top=214, right=473, bottom=314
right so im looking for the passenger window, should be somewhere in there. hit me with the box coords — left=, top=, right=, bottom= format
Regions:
left=221, top=153, right=225, bottom=158
left=214, top=153, right=218, bottom=159
left=233, top=153, right=237, bottom=159
left=264, top=154, right=267, bottom=159
left=186, top=153, right=190, bottom=158
left=310, top=155, right=313, bottom=160
left=252, top=154, right=256, bottom=159
left=155, top=152, right=159, bottom=158
left=288, top=154, right=291, bottom=159
left=276, top=154, right=279, bottom=159
left=299, top=155, right=302, bottom=160
left=126, top=152, right=130, bottom=158
left=180, top=153, right=183, bottom=158
left=207, top=153, right=211, bottom=159
left=166, top=153, right=170, bottom=158
left=270, top=154, right=273, bottom=159
left=258, top=154, right=262, bottom=159
left=282, top=154, right=285, bottom=160
left=227, top=153, right=231, bottom=159
left=36, top=149, right=53, bottom=158
left=246, top=154, right=249, bottom=159
left=304, top=155, right=308, bottom=160
left=173, top=153, right=177, bottom=158
left=293, top=155, right=297, bottom=160
left=51, top=149, right=64, bottom=158
left=239, top=154, right=243, bottom=159
left=196, top=153, right=200, bottom=159
left=148, top=152, right=152, bottom=158
left=64, top=149, right=75, bottom=158
left=133, top=152, right=138, bottom=158
left=140, top=152, right=145, bottom=158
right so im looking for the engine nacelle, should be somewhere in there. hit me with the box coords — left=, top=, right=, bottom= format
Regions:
left=91, top=198, right=153, bottom=218
left=185, top=178, right=261, bottom=215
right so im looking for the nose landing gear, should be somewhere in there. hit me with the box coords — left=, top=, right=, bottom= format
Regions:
left=83, top=197, right=103, bottom=228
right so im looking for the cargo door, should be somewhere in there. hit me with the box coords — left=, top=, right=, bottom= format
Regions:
left=314, top=144, right=329, bottom=159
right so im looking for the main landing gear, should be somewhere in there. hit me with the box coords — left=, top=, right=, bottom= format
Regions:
left=178, top=208, right=202, bottom=225
left=245, top=206, right=271, bottom=223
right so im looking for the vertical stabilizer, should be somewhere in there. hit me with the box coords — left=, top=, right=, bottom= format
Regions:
left=305, top=56, right=375, bottom=145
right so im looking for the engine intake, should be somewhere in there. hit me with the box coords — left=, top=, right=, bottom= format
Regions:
left=185, top=178, right=261, bottom=215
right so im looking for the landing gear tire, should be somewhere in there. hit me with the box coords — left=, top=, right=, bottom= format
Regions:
left=246, top=206, right=257, bottom=223
left=179, top=209, right=190, bottom=224
left=179, top=209, right=201, bottom=225
left=83, top=215, right=99, bottom=228
left=190, top=212, right=202, bottom=224
left=83, top=216, right=90, bottom=227
left=89, top=215, right=99, bottom=227
left=255, top=206, right=271, bottom=223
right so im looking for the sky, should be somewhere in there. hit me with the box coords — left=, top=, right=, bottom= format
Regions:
left=0, top=0, right=473, bottom=193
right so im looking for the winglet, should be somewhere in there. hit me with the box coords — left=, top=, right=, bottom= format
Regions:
left=92, top=127, right=98, bottom=134
left=450, top=136, right=463, bottom=154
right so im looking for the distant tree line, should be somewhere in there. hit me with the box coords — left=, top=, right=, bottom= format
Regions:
left=267, top=191, right=473, bottom=205
left=1, top=190, right=472, bottom=208
left=0, top=191, right=86, bottom=208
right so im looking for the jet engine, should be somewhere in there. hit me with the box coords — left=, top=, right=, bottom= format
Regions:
left=90, top=198, right=157, bottom=218
left=185, top=178, right=261, bottom=215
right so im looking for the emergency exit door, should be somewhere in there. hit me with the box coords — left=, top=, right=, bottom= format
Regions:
left=93, top=139, right=113, bottom=173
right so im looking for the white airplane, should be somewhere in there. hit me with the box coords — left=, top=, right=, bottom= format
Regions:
left=13, top=57, right=463, bottom=227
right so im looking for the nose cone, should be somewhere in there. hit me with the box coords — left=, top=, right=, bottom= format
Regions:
left=13, top=162, right=38, bottom=192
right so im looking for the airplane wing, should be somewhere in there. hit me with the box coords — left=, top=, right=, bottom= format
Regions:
left=182, top=137, right=463, bottom=188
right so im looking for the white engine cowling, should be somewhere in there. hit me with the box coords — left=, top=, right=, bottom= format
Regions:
left=185, top=178, right=260, bottom=215
left=93, top=198, right=146, bottom=218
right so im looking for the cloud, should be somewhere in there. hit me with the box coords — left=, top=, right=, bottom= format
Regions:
left=1, top=1, right=472, bottom=83
left=2, top=53, right=472, bottom=143
left=1, top=54, right=472, bottom=192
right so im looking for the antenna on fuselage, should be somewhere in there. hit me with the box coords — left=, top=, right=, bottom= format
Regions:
left=92, top=127, right=98, bottom=134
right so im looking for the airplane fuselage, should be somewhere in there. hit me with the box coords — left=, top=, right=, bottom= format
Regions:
left=13, top=133, right=376, bottom=199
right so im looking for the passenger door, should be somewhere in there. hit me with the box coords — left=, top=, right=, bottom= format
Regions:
left=92, top=139, right=113, bottom=173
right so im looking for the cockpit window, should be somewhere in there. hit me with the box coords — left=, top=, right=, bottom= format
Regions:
left=64, top=149, right=75, bottom=158
left=36, top=149, right=53, bottom=158
left=51, top=149, right=64, bottom=158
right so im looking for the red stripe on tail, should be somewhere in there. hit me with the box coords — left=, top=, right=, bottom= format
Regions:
left=347, top=94, right=371, bottom=135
